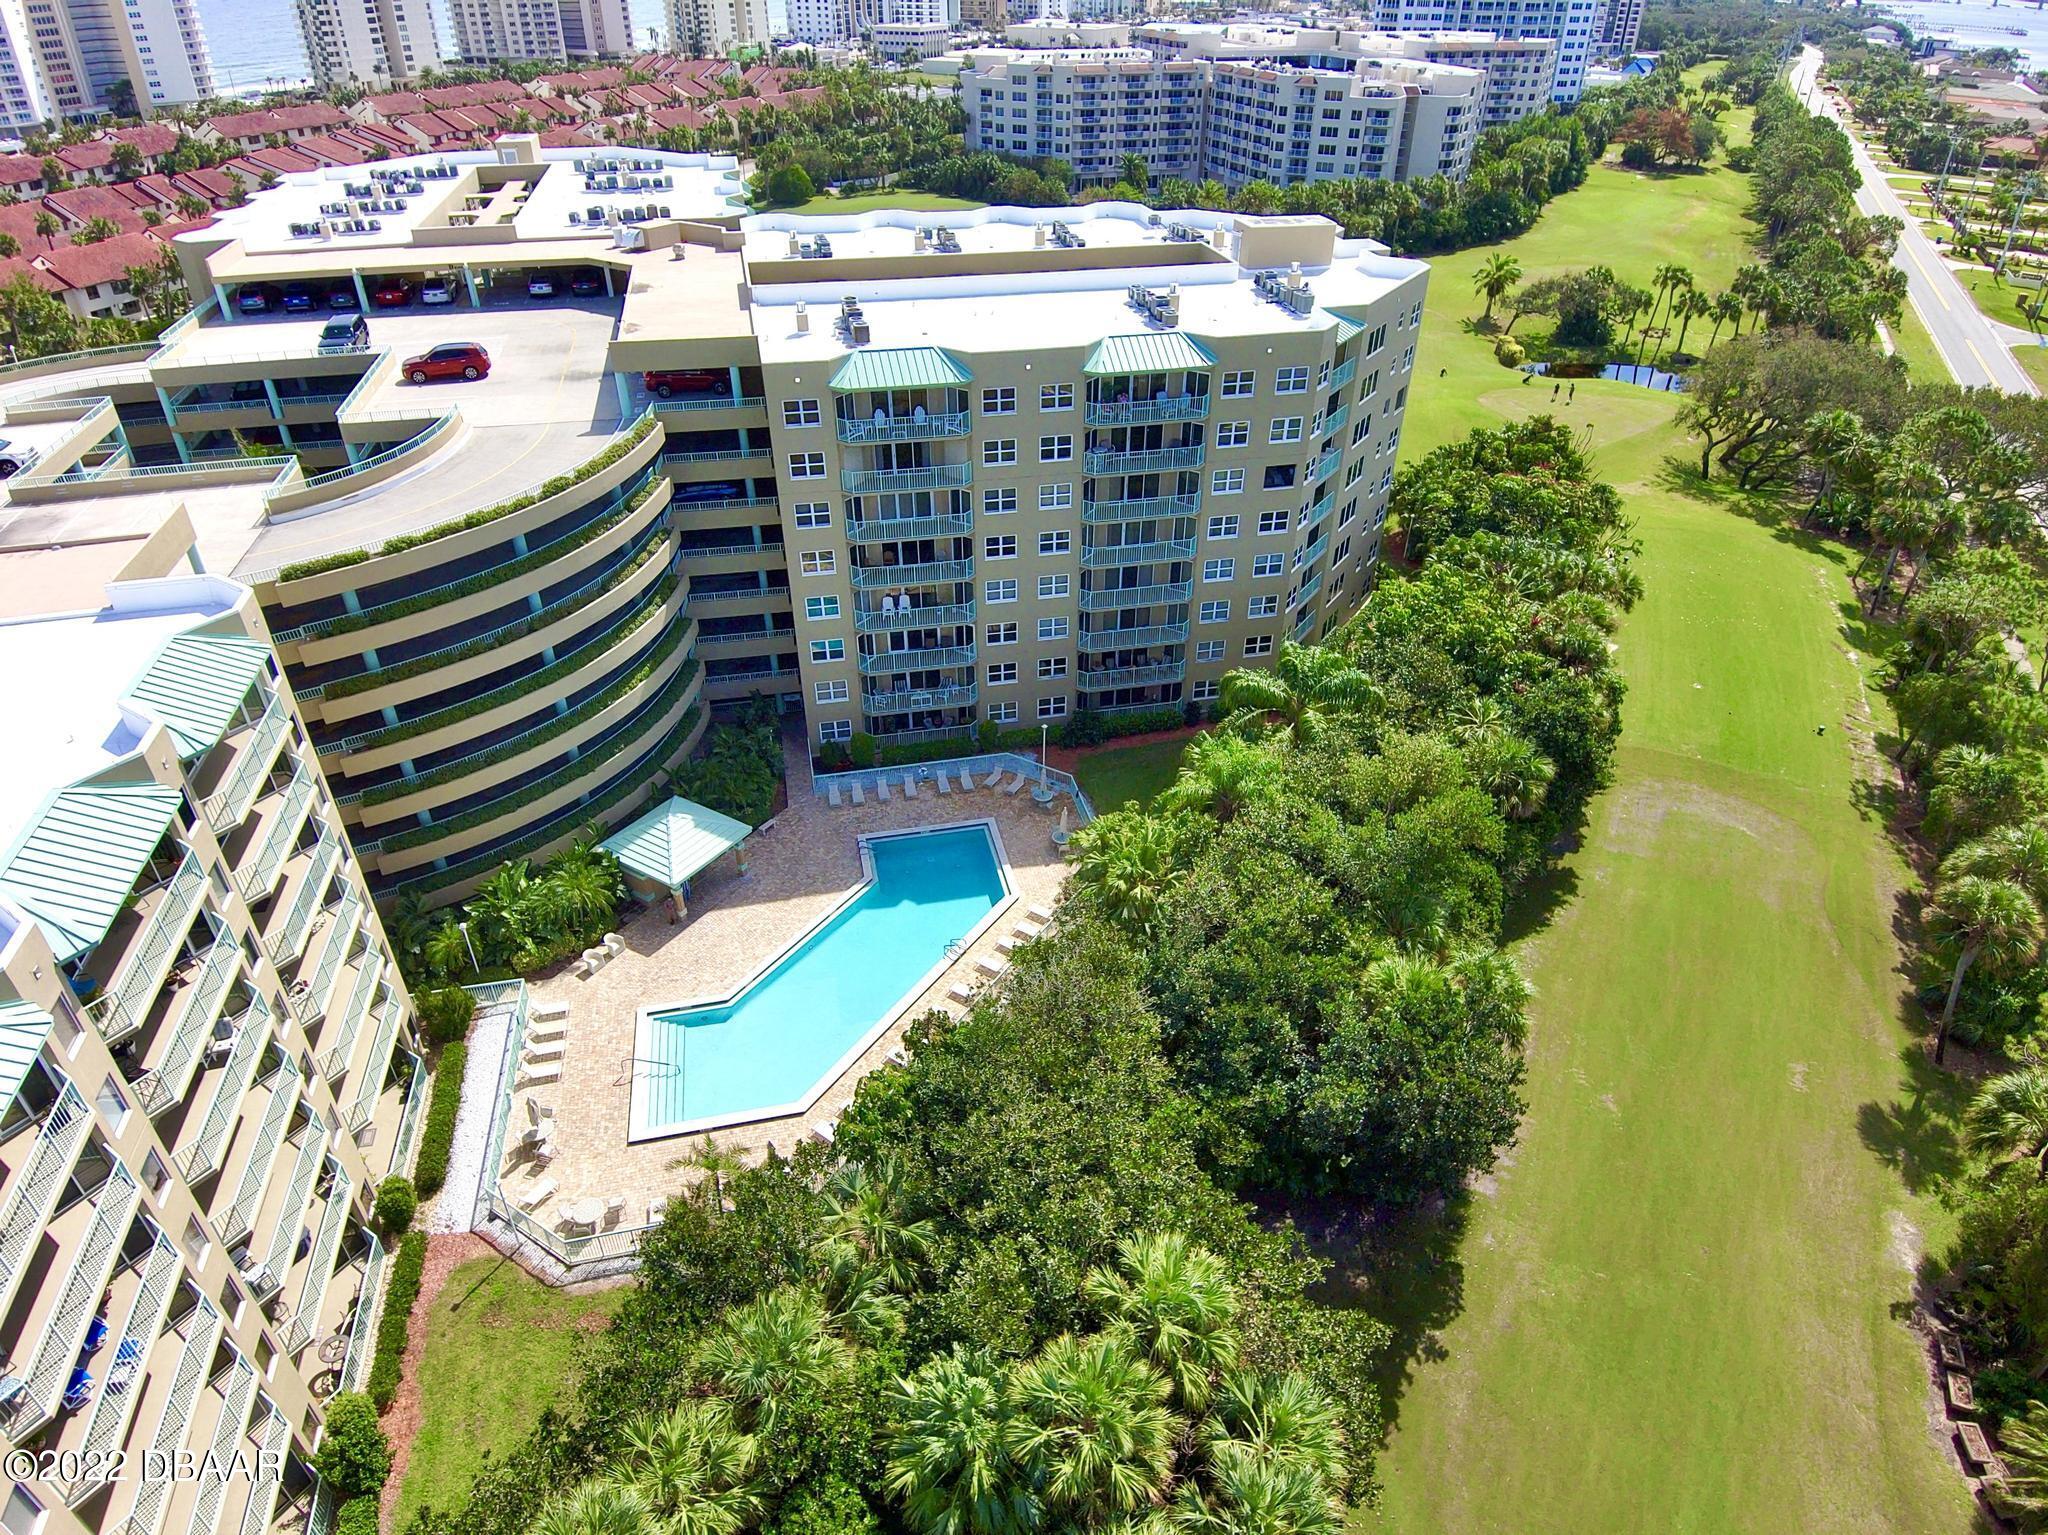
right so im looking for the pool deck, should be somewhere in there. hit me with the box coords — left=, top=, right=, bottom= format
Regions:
left=490, top=740, right=1074, bottom=1227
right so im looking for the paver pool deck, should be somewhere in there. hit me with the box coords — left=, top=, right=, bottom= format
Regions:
left=495, top=747, right=1075, bottom=1224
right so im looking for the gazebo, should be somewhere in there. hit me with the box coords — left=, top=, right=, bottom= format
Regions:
left=599, top=795, right=753, bottom=919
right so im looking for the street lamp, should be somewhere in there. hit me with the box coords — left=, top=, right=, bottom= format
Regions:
left=1033, top=720, right=1054, bottom=803
left=459, top=920, right=481, bottom=976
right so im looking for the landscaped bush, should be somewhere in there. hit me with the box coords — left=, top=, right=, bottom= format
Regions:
left=313, top=1392, right=390, bottom=1496
left=846, top=731, right=876, bottom=768
left=1494, top=334, right=1527, bottom=367
left=335, top=1498, right=379, bottom=1535
left=414, top=984, right=476, bottom=1046
left=374, top=1175, right=417, bottom=1236
left=412, top=1042, right=466, bottom=1197
left=367, top=1229, right=427, bottom=1410
left=1053, top=706, right=1183, bottom=748
left=673, top=698, right=783, bottom=825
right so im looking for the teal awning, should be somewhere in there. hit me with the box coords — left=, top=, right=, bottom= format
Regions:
left=600, top=795, right=751, bottom=889
left=1083, top=332, right=1219, bottom=376
left=126, top=633, right=271, bottom=759
left=0, top=999, right=51, bottom=1116
left=0, top=782, right=183, bottom=962
left=829, top=347, right=972, bottom=392
left=1325, top=312, right=1364, bottom=344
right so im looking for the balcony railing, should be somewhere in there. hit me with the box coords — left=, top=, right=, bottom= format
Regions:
left=1302, top=489, right=1334, bottom=532
left=1294, top=532, right=1330, bottom=572
left=850, top=558, right=972, bottom=591
left=390, top=1051, right=429, bottom=1174
left=1079, top=581, right=1191, bottom=613
left=114, top=1295, right=222, bottom=1535
left=319, top=953, right=385, bottom=1083
left=651, top=393, right=765, bottom=414
left=132, top=930, right=241, bottom=1116
left=1295, top=571, right=1323, bottom=608
left=1327, top=357, right=1357, bottom=390
left=177, top=999, right=272, bottom=1182
left=62, top=1231, right=182, bottom=1504
left=0, top=1080, right=90, bottom=1312
left=856, top=601, right=973, bottom=632
left=1322, top=401, right=1350, bottom=438
left=13, top=1164, right=140, bottom=1435
left=340, top=1236, right=387, bottom=1392
left=89, top=849, right=207, bottom=1043
left=1082, top=494, right=1199, bottom=524
left=858, top=644, right=976, bottom=676
left=1082, top=538, right=1195, bottom=570
left=1085, top=396, right=1209, bottom=425
left=1081, top=623, right=1189, bottom=652
left=282, top=1164, right=353, bottom=1350
left=1080, top=660, right=1188, bottom=690
left=840, top=463, right=974, bottom=495
left=863, top=683, right=978, bottom=713
left=1308, top=447, right=1341, bottom=484
left=236, top=1408, right=293, bottom=1535
left=237, top=764, right=318, bottom=904
left=202, top=697, right=289, bottom=832
left=837, top=411, right=971, bottom=444
left=345, top=989, right=403, bottom=1134
left=257, top=1131, right=326, bottom=1287
left=305, top=890, right=364, bottom=1017
left=273, top=828, right=343, bottom=962
left=872, top=724, right=976, bottom=747
left=184, top=1352, right=257, bottom=1535
left=218, top=1056, right=300, bottom=1244
left=1085, top=443, right=1204, bottom=475
left=846, top=511, right=973, bottom=543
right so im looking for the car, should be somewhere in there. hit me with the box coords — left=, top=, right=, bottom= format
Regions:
left=318, top=315, right=369, bottom=353
left=643, top=368, right=731, bottom=399
left=370, top=277, right=413, bottom=308
left=402, top=342, right=490, bottom=383
left=568, top=268, right=604, bottom=296
left=280, top=283, right=318, bottom=313
left=327, top=284, right=360, bottom=311
left=235, top=283, right=282, bottom=314
left=526, top=269, right=557, bottom=299
left=419, top=276, right=454, bottom=306
left=0, top=437, right=40, bottom=479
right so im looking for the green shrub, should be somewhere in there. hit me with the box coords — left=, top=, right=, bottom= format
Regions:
left=313, top=1393, right=390, bottom=1496
left=673, top=712, right=783, bottom=825
left=413, top=1041, right=466, bottom=1197
left=367, top=1230, right=427, bottom=1410
left=335, top=1497, right=380, bottom=1535
left=415, top=984, right=476, bottom=1046
left=1053, top=707, right=1181, bottom=749
left=1493, top=335, right=1527, bottom=367
left=975, top=718, right=999, bottom=751
left=847, top=732, right=877, bottom=768
left=374, top=1175, right=417, bottom=1236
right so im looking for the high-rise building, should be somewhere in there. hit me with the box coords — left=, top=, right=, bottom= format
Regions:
left=1368, top=0, right=1597, bottom=102
left=668, top=0, right=771, bottom=55
left=5, top=0, right=215, bottom=123
left=446, top=0, right=635, bottom=63
left=295, top=0, right=441, bottom=90
left=791, top=0, right=955, bottom=47
left=0, top=1, right=62, bottom=132
left=1593, top=0, right=1644, bottom=57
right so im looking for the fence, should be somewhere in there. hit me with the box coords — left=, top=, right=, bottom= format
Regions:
left=813, top=750, right=1096, bottom=823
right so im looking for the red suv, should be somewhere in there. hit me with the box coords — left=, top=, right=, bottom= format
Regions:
left=643, top=368, right=730, bottom=399
left=371, top=277, right=413, bottom=308
left=403, top=343, right=490, bottom=383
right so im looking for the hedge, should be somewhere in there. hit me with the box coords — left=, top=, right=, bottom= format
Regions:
left=278, top=415, right=660, bottom=582
left=336, top=1498, right=380, bottom=1535
left=366, top=1228, right=427, bottom=1410
left=320, top=534, right=669, bottom=703
left=351, top=574, right=680, bottom=762
left=412, top=1041, right=466, bottom=1198
left=303, top=475, right=664, bottom=641
left=371, top=657, right=700, bottom=853
left=1054, top=705, right=1186, bottom=747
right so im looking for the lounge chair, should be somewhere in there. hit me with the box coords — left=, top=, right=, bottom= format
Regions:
left=980, top=767, right=1004, bottom=789
left=850, top=781, right=866, bottom=806
left=828, top=782, right=843, bottom=807
left=518, top=1177, right=558, bottom=1210
left=603, top=1196, right=627, bottom=1227
left=523, top=1038, right=566, bottom=1063
left=877, top=776, right=892, bottom=802
left=975, top=955, right=1008, bottom=979
left=887, top=1045, right=909, bottom=1066
left=935, top=767, right=953, bottom=794
left=947, top=981, right=976, bottom=1003
left=525, top=1098, right=555, bottom=1127
left=532, top=1000, right=569, bottom=1023
left=572, top=957, right=595, bottom=981
left=1000, top=772, right=1027, bottom=795
left=810, top=1119, right=837, bottom=1144
left=996, top=936, right=1019, bottom=955
left=903, top=773, right=919, bottom=798
left=1027, top=904, right=1054, bottom=924
left=528, top=1016, right=566, bottom=1043
left=519, top=1060, right=563, bottom=1087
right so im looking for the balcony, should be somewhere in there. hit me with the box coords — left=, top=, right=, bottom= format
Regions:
left=1322, top=401, right=1349, bottom=437
left=86, top=849, right=208, bottom=1043
left=388, top=1052, right=429, bottom=1177
left=184, top=1351, right=259, bottom=1535
left=339, top=1237, right=387, bottom=1392
left=1080, top=660, right=1188, bottom=690
left=318, top=952, right=385, bottom=1082
left=846, top=511, right=973, bottom=543
left=237, top=762, right=318, bottom=904
left=1081, top=623, right=1189, bottom=652
left=1082, top=538, right=1195, bottom=570
left=1328, top=357, right=1357, bottom=390
left=1082, top=494, right=1199, bottom=524
left=110, top=1295, right=223, bottom=1535
left=1085, top=396, right=1209, bottom=426
left=59, top=1230, right=182, bottom=1504
left=9, top=1163, right=141, bottom=1437
left=131, top=928, right=241, bottom=1116
left=859, top=645, right=976, bottom=676
left=863, top=683, right=978, bottom=714
left=234, top=1407, right=294, bottom=1535
left=840, top=463, right=974, bottom=495
left=837, top=411, right=971, bottom=444
left=850, top=558, right=972, bottom=591
left=281, top=1164, right=353, bottom=1350
left=302, top=889, right=365, bottom=1018
left=176, top=998, right=273, bottom=1182
left=1084, top=443, right=1205, bottom=475
left=1295, top=532, right=1330, bottom=572
left=873, top=723, right=976, bottom=747
left=254, top=1132, right=326, bottom=1292
left=216, top=1057, right=301, bottom=1244
left=272, top=828, right=343, bottom=964
left=1308, top=447, right=1341, bottom=485
left=0, top=1080, right=91, bottom=1315
left=1079, top=581, right=1191, bottom=613
left=1302, top=489, right=1334, bottom=532
left=1295, top=571, right=1323, bottom=608
left=201, top=696, right=290, bottom=833
left=856, top=600, right=974, bottom=632
left=344, top=989, right=403, bottom=1135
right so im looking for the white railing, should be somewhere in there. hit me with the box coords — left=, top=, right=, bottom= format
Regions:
left=318, top=953, right=383, bottom=1082
left=339, top=1235, right=386, bottom=1392
left=1078, top=581, right=1190, bottom=612
left=0, top=1080, right=91, bottom=1306
left=305, top=890, right=363, bottom=1017
left=282, top=1165, right=351, bottom=1352
left=237, top=1408, right=292, bottom=1535
left=344, top=989, right=403, bottom=1134
left=1081, top=538, right=1194, bottom=569
left=115, top=1297, right=223, bottom=1535
left=203, top=701, right=290, bottom=833
left=14, top=1164, right=140, bottom=1433
left=814, top=751, right=1096, bottom=822
left=257, top=1132, right=325, bottom=1286
left=218, top=1057, right=299, bottom=1243
left=88, top=850, right=207, bottom=1043
left=63, top=1231, right=182, bottom=1503
left=389, top=1052, right=428, bottom=1175
left=178, top=999, right=273, bottom=1182
left=836, top=411, right=971, bottom=443
left=273, top=829, right=342, bottom=959
left=186, top=1353, right=256, bottom=1535
left=133, top=931, right=241, bottom=1115
left=1084, top=443, right=1204, bottom=474
left=237, top=765, right=317, bottom=903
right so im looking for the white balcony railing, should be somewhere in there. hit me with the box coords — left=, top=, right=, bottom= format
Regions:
left=257, top=1132, right=326, bottom=1287
left=218, top=1057, right=299, bottom=1245
left=186, top=1353, right=257, bottom=1535
left=237, top=764, right=317, bottom=905
left=344, top=989, right=403, bottom=1134
left=318, top=953, right=383, bottom=1083
left=304, top=889, right=363, bottom=1018
left=132, top=931, right=242, bottom=1116
left=237, top=1408, right=292, bottom=1535
left=0, top=1079, right=91, bottom=1311
left=15, top=1164, right=141, bottom=1434
left=89, top=850, right=207, bottom=1043
left=340, top=1236, right=387, bottom=1393
left=178, top=999, right=273, bottom=1182
left=282, top=1165, right=352, bottom=1351
left=116, top=1296, right=224, bottom=1535
left=202, top=700, right=290, bottom=833
left=273, top=829, right=342, bottom=961
left=63, top=1231, right=182, bottom=1503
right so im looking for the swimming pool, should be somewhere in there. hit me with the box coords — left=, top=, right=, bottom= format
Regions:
left=629, top=822, right=1009, bottom=1138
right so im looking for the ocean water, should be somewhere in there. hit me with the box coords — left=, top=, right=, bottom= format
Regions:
left=1873, top=0, right=2048, bottom=70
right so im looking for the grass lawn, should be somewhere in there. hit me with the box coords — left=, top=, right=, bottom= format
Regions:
left=785, top=191, right=983, bottom=215
left=393, top=1256, right=627, bottom=1529
left=2019, top=340, right=2048, bottom=391
left=1886, top=302, right=1950, bottom=384
left=1072, top=737, right=1189, bottom=811
left=1360, top=147, right=1977, bottom=1535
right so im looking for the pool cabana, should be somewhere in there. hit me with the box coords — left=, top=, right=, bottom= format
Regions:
left=600, top=795, right=752, bottom=918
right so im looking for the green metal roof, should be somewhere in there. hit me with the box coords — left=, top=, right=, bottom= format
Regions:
left=0, top=999, right=51, bottom=1117
left=829, top=347, right=972, bottom=392
left=1325, top=312, right=1364, bottom=344
left=126, top=633, right=270, bottom=759
left=600, top=794, right=752, bottom=890
left=0, top=782, right=183, bottom=963
left=1083, top=332, right=1219, bottom=376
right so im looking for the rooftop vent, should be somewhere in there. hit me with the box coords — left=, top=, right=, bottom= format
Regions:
left=1252, top=267, right=1315, bottom=316
left=1049, top=220, right=1085, bottom=249
left=839, top=294, right=870, bottom=346
left=1127, top=282, right=1179, bottom=327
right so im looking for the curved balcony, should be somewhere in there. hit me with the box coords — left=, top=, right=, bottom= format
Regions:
left=1082, top=538, right=1195, bottom=570
left=850, top=558, right=972, bottom=590
left=837, top=411, right=971, bottom=444
left=1085, top=443, right=1204, bottom=475
left=1085, top=396, right=1209, bottom=426
left=1079, top=581, right=1191, bottom=613
left=863, top=683, right=978, bottom=713
left=856, top=600, right=974, bottom=632
left=1081, top=622, right=1188, bottom=652
left=840, top=463, right=973, bottom=495
left=858, top=644, right=976, bottom=676
left=1080, top=660, right=1188, bottom=690
left=1082, top=493, right=1200, bottom=525
left=847, top=511, right=973, bottom=543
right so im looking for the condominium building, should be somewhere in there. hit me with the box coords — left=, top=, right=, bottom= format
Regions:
left=0, top=1, right=61, bottom=134
left=0, top=135, right=1422, bottom=908
left=295, top=0, right=442, bottom=90
left=667, top=0, right=771, bottom=56
left=789, top=0, right=955, bottom=48
left=0, top=568, right=424, bottom=1535
left=1368, top=0, right=1596, bottom=102
left=2, top=0, right=215, bottom=125
left=446, top=0, right=635, bottom=63
left=1592, top=0, right=1644, bottom=57
left=960, top=46, right=1483, bottom=187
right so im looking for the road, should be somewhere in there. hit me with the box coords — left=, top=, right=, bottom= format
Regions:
left=1791, top=45, right=2038, bottom=395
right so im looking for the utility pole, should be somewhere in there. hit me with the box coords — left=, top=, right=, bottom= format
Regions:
left=2000, top=172, right=2039, bottom=273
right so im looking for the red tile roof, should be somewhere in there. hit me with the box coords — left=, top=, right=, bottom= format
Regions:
left=42, top=185, right=150, bottom=230
left=206, top=103, right=351, bottom=141
left=110, top=124, right=181, bottom=157
left=33, top=229, right=172, bottom=291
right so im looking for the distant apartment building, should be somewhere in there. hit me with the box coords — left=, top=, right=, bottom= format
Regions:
left=789, top=0, right=954, bottom=49
left=294, top=0, right=442, bottom=90
left=1368, top=0, right=1596, bottom=101
left=960, top=46, right=1483, bottom=187
left=669, top=0, right=771, bottom=54
left=1592, top=0, right=1644, bottom=57
left=0, top=0, right=215, bottom=127
left=447, top=0, right=635, bottom=62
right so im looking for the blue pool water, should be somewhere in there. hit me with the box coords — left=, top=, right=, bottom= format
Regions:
left=631, top=824, right=1006, bottom=1136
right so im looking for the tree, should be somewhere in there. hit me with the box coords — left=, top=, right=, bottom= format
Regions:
left=696, top=1286, right=853, bottom=1435
left=1220, top=642, right=1379, bottom=745
left=532, top=1482, right=654, bottom=1535
left=888, top=1348, right=1036, bottom=1535
left=125, top=245, right=190, bottom=324
left=1157, top=733, right=1282, bottom=823
left=1001, top=1334, right=1180, bottom=1523
left=1926, top=874, right=2042, bottom=1063
left=175, top=192, right=209, bottom=221
left=70, top=217, right=121, bottom=246
left=1200, top=1371, right=1347, bottom=1485
left=610, top=1399, right=761, bottom=1535
left=761, top=163, right=815, bottom=206
left=1120, top=153, right=1149, bottom=190
left=311, top=1393, right=390, bottom=1497
left=32, top=211, right=58, bottom=249
left=1082, top=1232, right=1239, bottom=1411
left=111, top=142, right=145, bottom=180
left=1068, top=810, right=1187, bottom=938
left=1966, top=1066, right=2048, bottom=1175
left=822, top=1156, right=934, bottom=1291
left=1471, top=252, right=1522, bottom=327
left=38, top=155, right=64, bottom=192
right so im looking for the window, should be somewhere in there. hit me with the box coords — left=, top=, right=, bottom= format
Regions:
left=1038, top=656, right=1067, bottom=679
left=1346, top=457, right=1367, bottom=487
left=1194, top=679, right=1220, bottom=702
left=810, top=638, right=845, bottom=663
left=1365, top=323, right=1388, bottom=355
left=985, top=487, right=1017, bottom=515
left=782, top=398, right=821, bottom=427
left=1040, top=382, right=1073, bottom=411
left=1038, top=695, right=1069, bottom=719
left=3, top=1484, right=44, bottom=1535
left=788, top=451, right=825, bottom=480
left=988, top=701, right=1019, bottom=723
left=1248, top=594, right=1279, bottom=618
left=1039, top=434, right=1073, bottom=462
left=1257, top=509, right=1288, bottom=535
left=1244, top=635, right=1274, bottom=657
left=96, top=1076, right=129, bottom=1132
left=1195, top=639, right=1225, bottom=663
left=982, top=386, right=1016, bottom=414
left=1264, top=464, right=1297, bottom=489
left=1339, top=497, right=1359, bottom=528
left=794, top=501, right=831, bottom=529
left=984, top=438, right=1018, bottom=466
left=799, top=551, right=836, bottom=577
left=987, top=662, right=1018, bottom=685
left=815, top=679, right=849, bottom=703
left=1211, top=468, right=1244, bottom=495
left=819, top=719, right=852, bottom=743
left=1269, top=416, right=1303, bottom=444
left=804, top=595, right=840, bottom=621
left=986, top=579, right=1018, bottom=603
left=1039, top=482, right=1072, bottom=510
left=1038, top=530, right=1071, bottom=556
left=1216, top=420, right=1250, bottom=448
left=1199, top=599, right=1229, bottom=624
left=1038, top=616, right=1069, bottom=640
left=1207, top=514, right=1239, bottom=539
left=1221, top=369, right=1254, bottom=398
left=1253, top=553, right=1284, bottom=577
left=985, top=535, right=1017, bottom=560
left=180, top=1215, right=209, bottom=1269
left=986, top=621, right=1018, bottom=645
left=1202, top=558, right=1235, bottom=583
left=1038, top=574, right=1069, bottom=598
left=1275, top=365, right=1309, bottom=394
left=141, top=1150, right=170, bottom=1199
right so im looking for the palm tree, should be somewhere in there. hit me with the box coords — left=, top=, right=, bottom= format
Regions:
left=889, top=1348, right=1038, bottom=1535
left=1082, top=1233, right=1239, bottom=1411
left=1965, top=1066, right=2048, bottom=1174
left=1671, top=287, right=1713, bottom=358
left=1705, top=290, right=1743, bottom=351
left=1926, top=874, right=2042, bottom=1063
left=1157, top=733, right=1281, bottom=823
left=1458, top=728, right=1556, bottom=821
left=1002, top=1334, right=1181, bottom=1524
left=533, top=1481, right=654, bottom=1535
left=1200, top=1372, right=1347, bottom=1485
left=1997, top=1403, right=2048, bottom=1518
left=609, top=1400, right=761, bottom=1535
left=697, top=1287, right=853, bottom=1435
left=32, top=210, right=57, bottom=249
left=1802, top=409, right=1873, bottom=520
left=423, top=918, right=474, bottom=981
left=1941, top=821, right=2048, bottom=909
left=1178, top=1457, right=1339, bottom=1535
left=1471, top=253, right=1522, bottom=328
left=1219, top=642, right=1378, bottom=745
left=816, top=1239, right=905, bottom=1344
left=822, top=1156, right=934, bottom=1291
left=1068, top=811, right=1185, bottom=938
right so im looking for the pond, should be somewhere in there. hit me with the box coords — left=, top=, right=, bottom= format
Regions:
left=1522, top=362, right=1686, bottom=392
